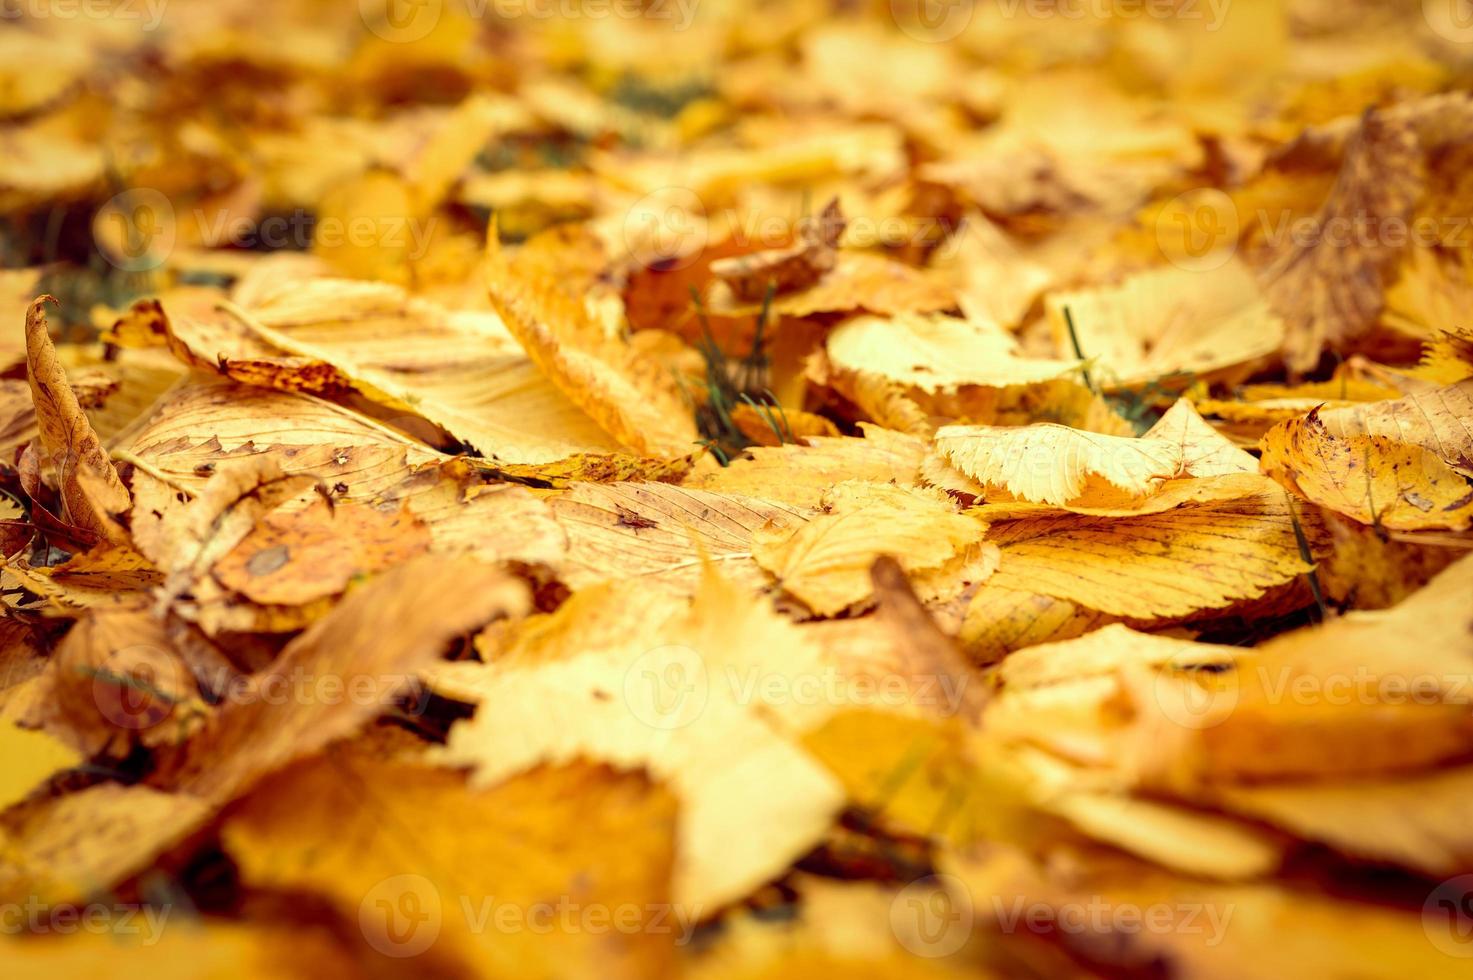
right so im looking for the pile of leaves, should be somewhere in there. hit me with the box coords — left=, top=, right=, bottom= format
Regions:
left=4, top=1, right=1473, bottom=977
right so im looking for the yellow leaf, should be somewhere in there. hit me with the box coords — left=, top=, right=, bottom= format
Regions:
left=1260, top=408, right=1473, bottom=531
left=711, top=252, right=956, bottom=319
left=551, top=482, right=808, bottom=595
left=686, top=424, right=925, bottom=510
left=1045, top=260, right=1283, bottom=388
left=4, top=921, right=354, bottom=980
left=752, top=483, right=993, bottom=617
left=438, top=569, right=845, bottom=909
left=1315, top=377, right=1473, bottom=477
left=827, top=312, right=1079, bottom=391
left=984, top=488, right=1322, bottom=619
left=224, top=750, right=681, bottom=978
left=0, top=688, right=79, bottom=811
left=934, top=424, right=1180, bottom=508
left=487, top=238, right=698, bottom=459
left=154, top=556, right=529, bottom=802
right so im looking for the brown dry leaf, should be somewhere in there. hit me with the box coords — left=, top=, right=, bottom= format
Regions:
left=10, top=9, right=1473, bottom=976
left=710, top=198, right=845, bottom=302
left=154, top=556, right=529, bottom=801
left=711, top=252, right=957, bottom=319
left=0, top=546, right=161, bottom=615
left=117, top=380, right=442, bottom=479
left=25, top=607, right=205, bottom=756
left=959, top=586, right=1115, bottom=666
left=752, top=483, right=993, bottom=617
left=24, top=298, right=131, bottom=547
left=115, top=281, right=668, bottom=472
left=486, top=237, right=698, bottom=459
left=1134, top=554, right=1473, bottom=787
left=132, top=456, right=327, bottom=634
left=368, top=459, right=568, bottom=570
left=0, top=783, right=212, bottom=906
left=0, top=378, right=38, bottom=460
left=223, top=749, right=681, bottom=978
left=210, top=494, right=433, bottom=606
left=1260, top=408, right=1473, bottom=531
left=1259, top=108, right=1426, bottom=373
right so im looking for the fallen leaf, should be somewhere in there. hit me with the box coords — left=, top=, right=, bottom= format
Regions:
left=1260, top=407, right=1473, bottom=531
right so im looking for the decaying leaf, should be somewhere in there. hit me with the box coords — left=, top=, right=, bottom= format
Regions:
left=24, top=298, right=131, bottom=547
left=486, top=238, right=699, bottom=459
left=1315, top=377, right=1473, bottom=476
left=1259, top=108, right=1426, bottom=373
left=1260, top=408, right=1473, bottom=531
left=7, top=7, right=1473, bottom=976
left=710, top=198, right=845, bottom=302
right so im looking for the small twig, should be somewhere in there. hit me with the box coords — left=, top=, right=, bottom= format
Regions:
left=1286, top=494, right=1328, bottom=622
left=1062, top=306, right=1096, bottom=394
